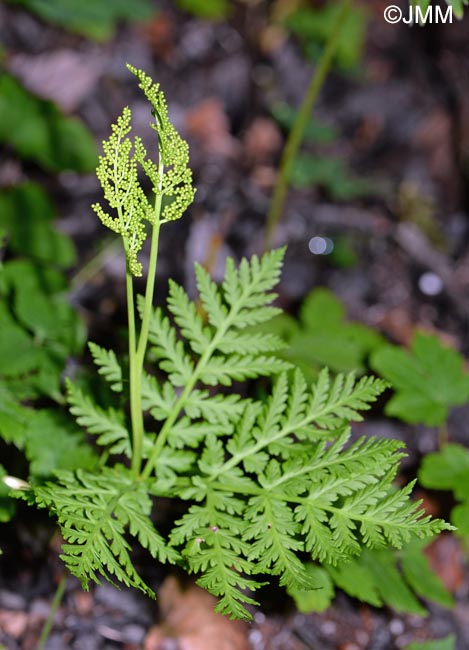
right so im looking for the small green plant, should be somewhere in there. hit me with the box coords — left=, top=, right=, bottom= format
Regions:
left=12, top=66, right=450, bottom=621
left=0, top=72, right=97, bottom=172
left=412, top=0, right=468, bottom=19
left=371, top=332, right=469, bottom=426
left=259, top=288, right=384, bottom=382
left=257, top=291, right=468, bottom=616
left=419, top=444, right=469, bottom=536
left=284, top=1, right=369, bottom=72
left=271, top=104, right=338, bottom=144
left=289, top=538, right=453, bottom=615
left=0, top=185, right=97, bottom=522
left=0, top=67, right=101, bottom=523
left=271, top=103, right=372, bottom=200
left=404, top=635, right=456, bottom=650
left=290, top=154, right=372, bottom=199
left=4, top=0, right=154, bottom=40
left=176, top=0, right=230, bottom=19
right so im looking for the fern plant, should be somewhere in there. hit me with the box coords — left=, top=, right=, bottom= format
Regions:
left=14, top=66, right=450, bottom=620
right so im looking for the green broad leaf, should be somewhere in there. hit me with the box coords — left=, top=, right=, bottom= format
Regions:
left=258, top=289, right=383, bottom=383
left=326, top=554, right=382, bottom=607
left=290, top=289, right=384, bottom=380
left=0, top=303, right=41, bottom=377
left=371, top=331, right=469, bottom=426
left=359, top=548, right=427, bottom=616
left=0, top=183, right=76, bottom=267
left=290, top=154, right=372, bottom=199
left=13, top=282, right=79, bottom=350
left=5, top=0, right=154, bottom=40
left=285, top=3, right=369, bottom=71
left=176, top=0, right=230, bottom=19
left=451, top=502, right=469, bottom=535
left=0, top=73, right=97, bottom=172
left=2, top=258, right=67, bottom=295
left=271, top=104, right=337, bottom=143
left=287, top=564, right=334, bottom=613
left=24, top=410, right=97, bottom=477
left=326, top=540, right=452, bottom=613
left=3, top=259, right=84, bottom=360
left=0, top=385, right=32, bottom=446
left=400, top=540, right=453, bottom=608
left=419, top=445, right=469, bottom=535
left=29, top=354, right=64, bottom=401
left=404, top=635, right=456, bottom=650
left=418, top=444, right=469, bottom=501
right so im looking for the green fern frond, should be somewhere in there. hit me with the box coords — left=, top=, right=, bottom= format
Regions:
left=34, top=468, right=179, bottom=596
left=143, top=302, right=195, bottom=386
left=141, top=373, right=177, bottom=419
left=167, top=279, right=212, bottom=354
left=199, top=354, right=290, bottom=386
left=305, top=368, right=388, bottom=430
left=162, top=368, right=448, bottom=618
left=66, top=380, right=129, bottom=455
left=32, top=66, right=451, bottom=622
left=184, top=390, right=245, bottom=426
left=89, top=342, right=123, bottom=392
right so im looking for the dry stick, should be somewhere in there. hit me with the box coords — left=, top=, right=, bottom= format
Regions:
left=263, top=0, right=352, bottom=251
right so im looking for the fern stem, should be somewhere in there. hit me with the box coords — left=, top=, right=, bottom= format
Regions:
left=141, top=294, right=248, bottom=480
left=141, top=342, right=215, bottom=479
left=131, top=159, right=164, bottom=476
left=127, top=263, right=140, bottom=476
left=37, top=573, right=67, bottom=650
left=263, top=0, right=351, bottom=250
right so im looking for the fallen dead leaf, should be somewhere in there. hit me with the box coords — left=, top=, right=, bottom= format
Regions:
left=144, top=577, right=249, bottom=650
left=250, top=165, right=277, bottom=190
left=139, top=12, right=175, bottom=60
left=242, top=117, right=282, bottom=164
left=0, top=609, right=29, bottom=639
left=185, top=99, right=240, bottom=158
left=73, top=590, right=93, bottom=616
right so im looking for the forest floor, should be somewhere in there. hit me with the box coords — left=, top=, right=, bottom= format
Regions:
left=1, top=0, right=469, bottom=648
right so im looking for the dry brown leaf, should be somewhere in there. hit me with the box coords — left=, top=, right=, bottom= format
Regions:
left=0, top=610, right=29, bottom=639
left=144, top=577, right=249, bottom=650
left=242, top=117, right=282, bottom=164
left=185, top=99, right=240, bottom=158
left=139, top=13, right=175, bottom=60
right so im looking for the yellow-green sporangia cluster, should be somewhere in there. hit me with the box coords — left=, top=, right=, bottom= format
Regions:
left=92, top=67, right=195, bottom=276
left=127, top=65, right=195, bottom=223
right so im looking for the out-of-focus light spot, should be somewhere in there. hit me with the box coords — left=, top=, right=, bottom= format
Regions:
left=418, top=272, right=443, bottom=296
left=308, top=236, right=334, bottom=255
left=2, top=475, right=30, bottom=490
